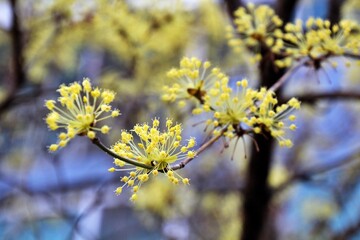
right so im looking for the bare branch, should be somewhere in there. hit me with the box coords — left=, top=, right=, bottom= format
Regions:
left=344, top=52, right=360, bottom=60
left=269, top=58, right=308, bottom=92
left=170, top=129, right=225, bottom=170
left=293, top=91, right=360, bottom=104
left=91, top=137, right=152, bottom=169
left=327, top=0, right=343, bottom=25
left=223, top=0, right=243, bottom=19
left=273, top=150, right=360, bottom=194
left=93, top=130, right=224, bottom=172
left=332, top=218, right=360, bottom=240
left=275, top=0, right=299, bottom=23
left=0, top=0, right=26, bottom=113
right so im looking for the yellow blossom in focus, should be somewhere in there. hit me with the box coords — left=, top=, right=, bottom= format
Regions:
left=109, top=118, right=195, bottom=201
left=45, top=78, right=120, bottom=151
left=162, top=57, right=227, bottom=106
left=245, top=91, right=300, bottom=147
left=203, top=78, right=255, bottom=136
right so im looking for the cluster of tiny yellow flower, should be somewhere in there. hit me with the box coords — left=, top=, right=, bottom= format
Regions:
left=202, top=78, right=251, bottom=138
left=45, top=78, right=120, bottom=151
left=163, top=58, right=301, bottom=147
left=225, top=3, right=283, bottom=62
left=108, top=118, right=193, bottom=201
left=227, top=4, right=360, bottom=67
left=162, top=57, right=228, bottom=109
left=244, top=91, right=300, bottom=147
left=92, top=0, right=192, bottom=63
left=274, top=18, right=360, bottom=68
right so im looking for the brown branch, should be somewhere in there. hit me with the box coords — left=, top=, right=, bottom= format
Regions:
left=0, top=0, right=25, bottom=113
left=92, top=129, right=224, bottom=172
left=292, top=91, right=360, bottom=104
left=0, top=171, right=120, bottom=196
left=273, top=150, right=360, bottom=194
left=9, top=0, right=24, bottom=87
left=223, top=0, right=243, bottom=19
left=170, top=129, right=225, bottom=170
left=275, top=0, right=299, bottom=24
left=0, top=86, right=50, bottom=115
left=241, top=2, right=301, bottom=239
left=242, top=131, right=275, bottom=240
left=327, top=0, right=343, bottom=25
left=344, top=52, right=360, bottom=60
left=91, top=137, right=152, bottom=169
left=269, top=52, right=360, bottom=92
left=269, top=58, right=308, bottom=92
left=332, top=218, right=360, bottom=240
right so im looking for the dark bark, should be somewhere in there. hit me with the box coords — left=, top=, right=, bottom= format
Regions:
left=223, top=0, right=242, bottom=19
left=240, top=1, right=299, bottom=239
left=241, top=46, right=284, bottom=240
left=242, top=131, right=274, bottom=240
left=275, top=0, right=299, bottom=24
left=0, top=0, right=25, bottom=113
left=327, top=0, right=343, bottom=25
left=9, top=0, right=24, bottom=88
left=332, top=201, right=360, bottom=240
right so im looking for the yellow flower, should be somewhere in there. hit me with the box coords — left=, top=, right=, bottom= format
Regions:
left=162, top=57, right=227, bottom=106
left=109, top=118, right=195, bottom=200
left=247, top=91, right=300, bottom=147
left=201, top=77, right=300, bottom=147
left=204, top=79, right=255, bottom=134
left=226, top=3, right=283, bottom=61
left=45, top=78, right=120, bottom=151
left=274, top=18, right=360, bottom=68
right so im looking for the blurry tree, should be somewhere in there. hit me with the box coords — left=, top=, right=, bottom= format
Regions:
left=1, top=0, right=360, bottom=240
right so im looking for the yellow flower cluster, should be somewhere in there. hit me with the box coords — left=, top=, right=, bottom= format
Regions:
left=45, top=78, right=120, bottom=151
left=109, top=118, right=193, bottom=201
left=244, top=92, right=300, bottom=147
left=134, top=177, right=194, bottom=218
left=93, top=0, right=191, bottom=61
left=203, top=79, right=252, bottom=138
left=162, top=57, right=228, bottom=108
left=227, top=4, right=360, bottom=67
left=226, top=3, right=283, bottom=62
left=25, top=0, right=91, bottom=83
left=204, top=78, right=300, bottom=146
left=163, top=58, right=301, bottom=147
left=274, top=18, right=360, bottom=68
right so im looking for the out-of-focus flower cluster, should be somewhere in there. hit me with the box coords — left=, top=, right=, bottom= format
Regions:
left=108, top=118, right=193, bottom=201
left=226, top=3, right=283, bottom=62
left=163, top=57, right=300, bottom=147
left=274, top=18, right=360, bottom=68
left=92, top=0, right=191, bottom=62
left=162, top=57, right=226, bottom=108
left=45, top=78, right=119, bottom=151
left=226, top=3, right=360, bottom=67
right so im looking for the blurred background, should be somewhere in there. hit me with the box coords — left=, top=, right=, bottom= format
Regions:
left=0, top=0, right=360, bottom=239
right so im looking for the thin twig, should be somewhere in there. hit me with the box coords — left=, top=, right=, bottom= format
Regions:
left=0, top=0, right=25, bottom=113
left=272, top=150, right=360, bottom=195
left=327, top=0, right=343, bottom=25
left=93, top=127, right=225, bottom=172
left=332, top=217, right=360, bottom=240
left=269, top=52, right=360, bottom=93
left=293, top=91, right=360, bottom=104
left=170, top=129, right=225, bottom=170
left=223, top=0, right=243, bottom=19
left=269, top=58, right=308, bottom=92
left=91, top=137, right=152, bottom=169
left=344, top=52, right=360, bottom=60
